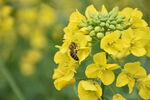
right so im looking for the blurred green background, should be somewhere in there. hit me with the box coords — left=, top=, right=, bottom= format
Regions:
left=0, top=0, right=150, bottom=100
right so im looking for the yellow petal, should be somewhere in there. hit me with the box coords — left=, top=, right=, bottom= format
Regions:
left=128, top=78, right=135, bottom=93
left=101, top=32, right=121, bottom=55
left=106, top=64, right=120, bottom=70
left=131, top=46, right=146, bottom=57
left=101, top=5, right=108, bottom=14
left=54, top=77, right=75, bottom=91
left=85, top=5, right=98, bottom=19
left=78, top=80, right=101, bottom=100
left=124, top=62, right=147, bottom=77
left=85, top=64, right=99, bottom=78
left=53, top=70, right=75, bottom=90
left=69, top=10, right=85, bottom=23
left=134, top=67, right=147, bottom=78
left=119, top=8, right=133, bottom=19
left=93, top=52, right=106, bottom=65
left=139, top=87, right=150, bottom=99
left=54, top=51, right=69, bottom=64
left=99, top=70, right=115, bottom=85
left=112, top=94, right=126, bottom=100
left=78, top=47, right=91, bottom=63
left=132, top=8, right=143, bottom=19
left=81, top=81, right=97, bottom=91
left=95, top=83, right=102, bottom=97
left=145, top=44, right=150, bottom=57
left=116, top=72, right=129, bottom=87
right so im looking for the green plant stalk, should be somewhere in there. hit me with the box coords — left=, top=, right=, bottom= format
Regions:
left=101, top=82, right=105, bottom=99
left=0, top=60, right=25, bottom=100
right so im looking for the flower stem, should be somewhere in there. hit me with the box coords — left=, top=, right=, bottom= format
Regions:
left=101, top=82, right=105, bottom=99
left=0, top=60, right=26, bottom=100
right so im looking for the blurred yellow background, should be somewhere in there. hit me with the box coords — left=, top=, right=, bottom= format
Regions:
left=0, top=0, right=150, bottom=100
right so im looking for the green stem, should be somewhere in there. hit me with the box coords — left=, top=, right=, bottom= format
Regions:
left=101, top=82, right=105, bottom=99
left=0, top=61, right=26, bottom=100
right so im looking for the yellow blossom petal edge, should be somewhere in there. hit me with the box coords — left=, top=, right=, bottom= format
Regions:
left=101, top=5, right=108, bottom=14
left=112, top=94, right=126, bottom=100
left=78, top=80, right=102, bottom=100
left=85, top=5, right=98, bottom=19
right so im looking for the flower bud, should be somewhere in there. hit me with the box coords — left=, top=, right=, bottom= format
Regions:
left=100, top=22, right=105, bottom=27
left=97, top=32, right=104, bottom=38
left=109, top=25, right=115, bottom=30
left=94, top=26, right=101, bottom=32
left=87, top=26, right=93, bottom=31
left=89, top=30, right=96, bottom=36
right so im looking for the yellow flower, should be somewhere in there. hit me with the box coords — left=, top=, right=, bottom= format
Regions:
left=85, top=5, right=98, bottom=19
left=112, top=94, right=126, bottom=100
left=20, top=49, right=42, bottom=76
left=52, top=64, right=75, bottom=90
left=121, top=28, right=149, bottom=57
left=85, top=52, right=120, bottom=85
left=64, top=10, right=86, bottom=39
left=53, top=33, right=91, bottom=90
left=119, top=8, right=148, bottom=28
left=30, top=29, right=47, bottom=49
left=137, top=74, right=150, bottom=100
left=116, top=62, right=147, bottom=93
left=101, top=28, right=149, bottom=58
left=17, top=8, right=37, bottom=24
left=101, top=31, right=128, bottom=59
left=78, top=80, right=102, bottom=100
left=38, top=4, right=56, bottom=27
left=55, top=33, right=91, bottom=63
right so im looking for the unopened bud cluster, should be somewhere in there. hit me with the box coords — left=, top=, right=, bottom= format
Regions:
left=78, top=7, right=129, bottom=39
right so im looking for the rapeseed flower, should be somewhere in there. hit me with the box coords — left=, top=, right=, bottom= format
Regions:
left=85, top=52, right=120, bottom=85
left=53, top=33, right=91, bottom=90
left=78, top=80, right=102, bottom=100
left=101, top=31, right=127, bottom=58
left=20, top=49, right=42, bottom=76
left=52, top=63, right=76, bottom=90
left=121, top=28, right=149, bottom=57
left=116, top=62, right=147, bottom=93
left=137, top=74, right=150, bottom=100
left=119, top=8, right=148, bottom=28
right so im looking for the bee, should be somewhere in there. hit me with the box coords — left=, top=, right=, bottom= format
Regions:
left=68, top=42, right=79, bottom=61
left=69, top=42, right=77, bottom=50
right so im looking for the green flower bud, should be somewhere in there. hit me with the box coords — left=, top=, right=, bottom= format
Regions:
left=109, top=25, right=115, bottom=30
left=116, top=18, right=123, bottom=23
left=100, top=17, right=107, bottom=21
left=108, top=17, right=114, bottom=21
left=106, top=20, right=110, bottom=24
left=89, top=30, right=96, bottom=36
left=111, top=21, right=117, bottom=25
left=110, top=12, right=118, bottom=19
left=106, top=23, right=109, bottom=27
left=116, top=24, right=123, bottom=30
left=94, top=26, right=101, bottom=32
left=101, top=27, right=105, bottom=32
left=100, top=22, right=105, bottom=27
left=117, top=16, right=124, bottom=19
left=87, top=26, right=93, bottom=31
left=97, top=32, right=104, bottom=38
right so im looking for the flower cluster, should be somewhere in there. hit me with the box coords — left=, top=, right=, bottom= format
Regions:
left=53, top=5, right=150, bottom=100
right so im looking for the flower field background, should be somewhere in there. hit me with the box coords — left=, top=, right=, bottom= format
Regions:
left=0, top=0, right=150, bottom=100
